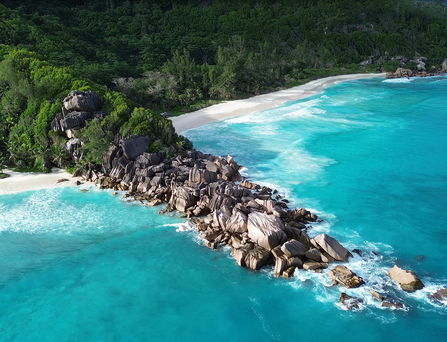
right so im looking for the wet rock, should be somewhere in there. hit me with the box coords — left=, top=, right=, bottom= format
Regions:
left=244, top=246, right=271, bottom=270
left=313, top=233, right=352, bottom=262
left=232, top=244, right=254, bottom=267
left=247, top=211, right=287, bottom=250
left=329, top=266, right=364, bottom=288
left=429, top=288, right=447, bottom=303
left=56, top=178, right=69, bottom=183
left=352, top=249, right=363, bottom=257
left=382, top=299, right=404, bottom=310
left=369, top=289, right=384, bottom=302
left=388, top=265, right=424, bottom=292
left=283, top=267, right=296, bottom=278
left=339, top=293, right=363, bottom=310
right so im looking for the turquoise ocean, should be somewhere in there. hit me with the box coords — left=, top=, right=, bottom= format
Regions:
left=1, top=76, right=446, bottom=341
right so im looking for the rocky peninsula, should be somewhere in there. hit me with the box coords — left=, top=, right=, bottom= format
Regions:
left=6, top=76, right=447, bottom=310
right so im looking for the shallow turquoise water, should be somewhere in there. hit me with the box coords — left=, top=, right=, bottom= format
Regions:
left=1, top=76, right=447, bottom=341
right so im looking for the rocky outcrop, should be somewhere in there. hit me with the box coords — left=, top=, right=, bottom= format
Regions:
left=429, top=288, right=447, bottom=303
left=63, top=90, right=102, bottom=112
left=386, top=68, right=414, bottom=79
left=388, top=265, right=424, bottom=292
left=312, top=233, right=352, bottom=262
left=83, top=142, right=374, bottom=297
left=121, top=136, right=150, bottom=159
left=329, top=266, right=364, bottom=288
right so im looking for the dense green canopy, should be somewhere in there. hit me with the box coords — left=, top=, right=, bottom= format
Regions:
left=0, top=0, right=446, bottom=170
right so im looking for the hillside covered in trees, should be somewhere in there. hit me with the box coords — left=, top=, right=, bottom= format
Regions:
left=0, top=0, right=447, bottom=172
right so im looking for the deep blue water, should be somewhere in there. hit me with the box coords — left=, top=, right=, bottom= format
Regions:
left=1, top=76, right=446, bottom=341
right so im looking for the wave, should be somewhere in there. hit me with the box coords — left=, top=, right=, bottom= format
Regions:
left=382, top=78, right=414, bottom=83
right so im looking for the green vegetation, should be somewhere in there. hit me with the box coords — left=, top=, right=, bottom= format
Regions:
left=0, top=0, right=446, bottom=171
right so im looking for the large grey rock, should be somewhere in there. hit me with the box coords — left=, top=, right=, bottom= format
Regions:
left=226, top=210, right=248, bottom=234
left=247, top=211, right=287, bottom=250
left=329, top=266, right=364, bottom=288
left=209, top=193, right=232, bottom=211
left=441, top=58, right=447, bottom=72
left=305, top=248, right=323, bottom=261
left=103, top=145, right=120, bottom=172
left=244, top=246, right=271, bottom=270
left=61, top=111, right=92, bottom=130
left=121, top=136, right=150, bottom=159
left=51, top=113, right=64, bottom=132
left=274, top=255, right=303, bottom=277
left=205, top=160, right=218, bottom=173
left=63, top=90, right=101, bottom=112
left=313, top=233, right=352, bottom=262
left=281, top=239, right=308, bottom=257
left=213, top=210, right=230, bottom=231
left=274, top=255, right=289, bottom=277
left=170, top=185, right=197, bottom=212
left=388, top=265, right=424, bottom=292
left=231, top=244, right=254, bottom=267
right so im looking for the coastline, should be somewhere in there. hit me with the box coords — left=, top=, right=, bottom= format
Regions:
left=0, top=168, right=81, bottom=195
left=171, top=73, right=385, bottom=133
left=0, top=73, right=384, bottom=196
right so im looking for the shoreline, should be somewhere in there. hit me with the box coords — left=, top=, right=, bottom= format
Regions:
left=0, top=168, right=81, bottom=195
left=0, top=73, right=384, bottom=196
left=171, top=73, right=386, bottom=133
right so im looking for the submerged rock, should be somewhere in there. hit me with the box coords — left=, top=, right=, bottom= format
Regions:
left=388, top=265, right=424, bottom=292
left=339, top=293, right=363, bottom=310
left=369, top=289, right=384, bottom=302
left=429, top=288, right=447, bottom=303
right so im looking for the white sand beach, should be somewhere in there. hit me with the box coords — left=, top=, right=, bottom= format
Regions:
left=0, top=168, right=81, bottom=195
left=171, top=73, right=385, bottom=133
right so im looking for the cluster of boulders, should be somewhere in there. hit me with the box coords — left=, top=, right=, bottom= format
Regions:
left=71, top=134, right=447, bottom=311
left=385, top=67, right=434, bottom=79
left=51, top=90, right=109, bottom=163
left=361, top=53, right=447, bottom=78
left=385, top=57, right=447, bottom=79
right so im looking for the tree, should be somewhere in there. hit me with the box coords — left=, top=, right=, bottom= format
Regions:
left=77, top=119, right=113, bottom=166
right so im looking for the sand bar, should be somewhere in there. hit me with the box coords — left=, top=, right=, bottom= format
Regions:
left=0, top=168, right=81, bottom=195
left=171, top=73, right=385, bottom=133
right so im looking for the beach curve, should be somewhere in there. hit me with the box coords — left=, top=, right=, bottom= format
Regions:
left=171, top=73, right=385, bottom=133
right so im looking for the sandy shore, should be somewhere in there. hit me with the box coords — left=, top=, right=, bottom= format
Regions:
left=0, top=168, right=82, bottom=195
left=171, top=73, right=385, bottom=133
